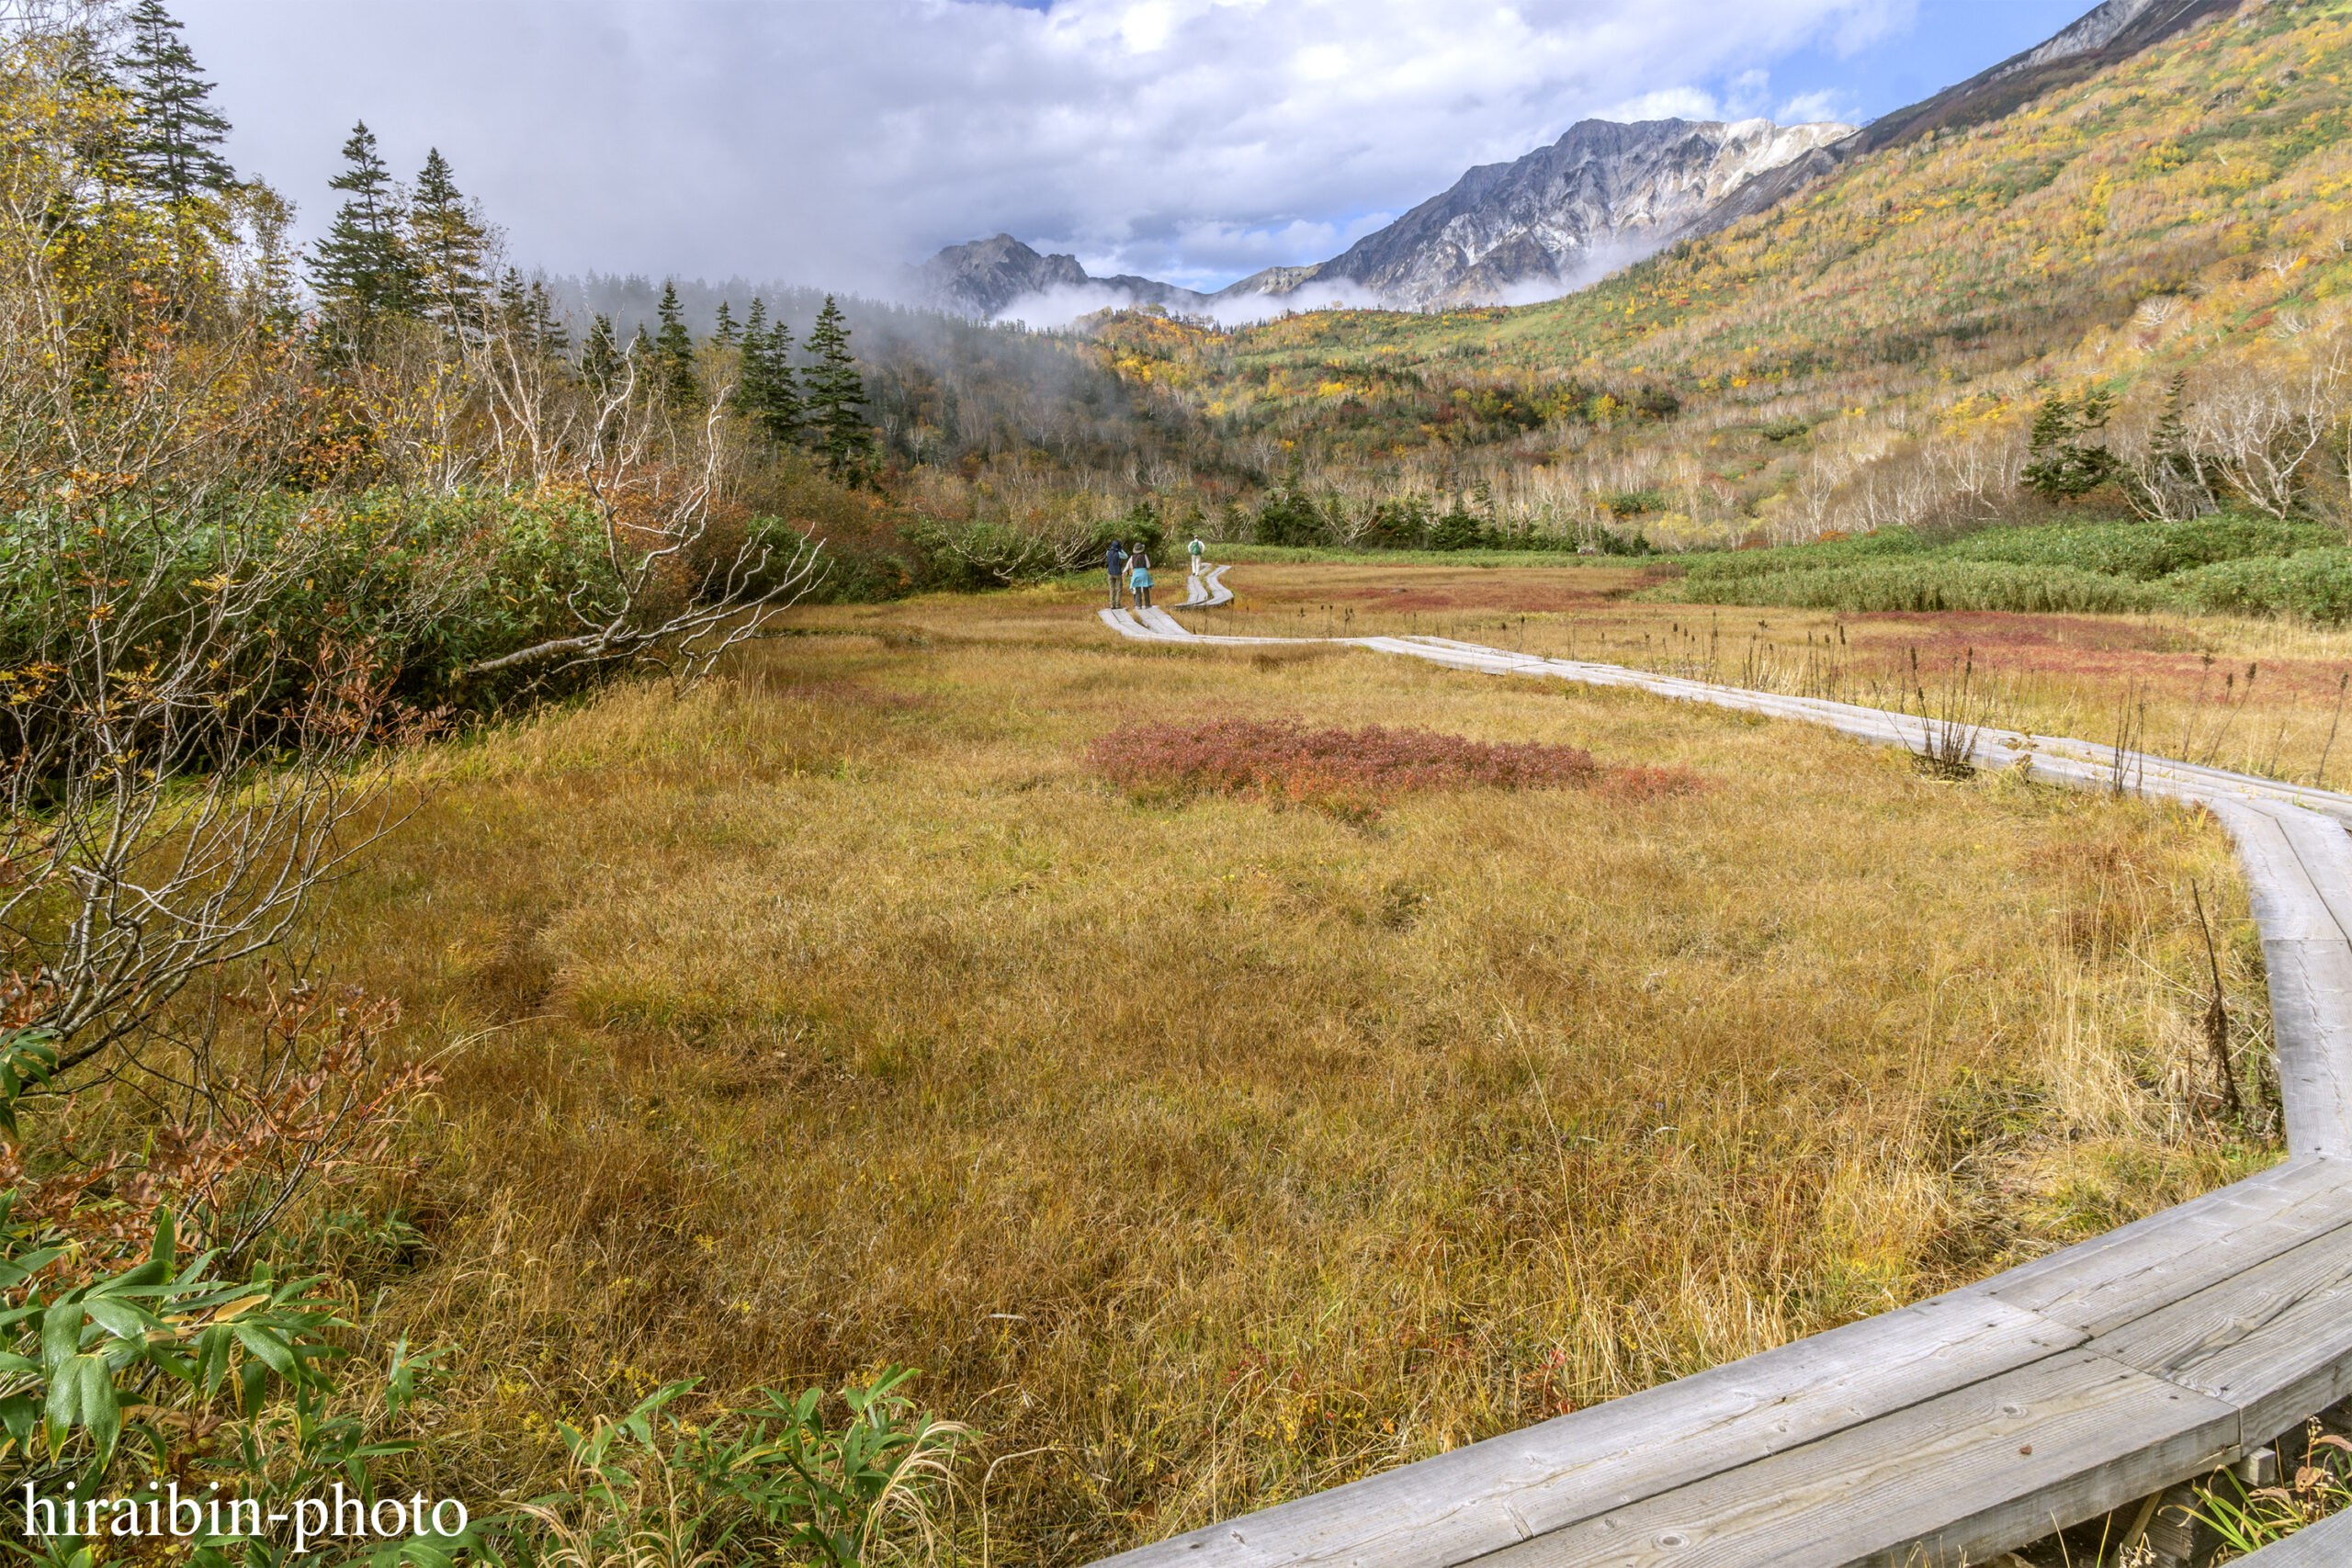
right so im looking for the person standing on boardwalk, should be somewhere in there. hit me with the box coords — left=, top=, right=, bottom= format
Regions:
left=1188, top=535, right=1205, bottom=585
left=1105, top=539, right=1127, bottom=609
left=1128, top=545, right=1155, bottom=611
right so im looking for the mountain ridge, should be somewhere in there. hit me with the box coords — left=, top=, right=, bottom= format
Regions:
left=915, top=117, right=1854, bottom=321
left=912, top=0, right=2245, bottom=324
left=1238, top=116, right=1855, bottom=310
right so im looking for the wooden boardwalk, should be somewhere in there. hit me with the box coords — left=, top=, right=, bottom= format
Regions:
left=2238, top=1504, right=2352, bottom=1564
left=1090, top=612, right=2352, bottom=1567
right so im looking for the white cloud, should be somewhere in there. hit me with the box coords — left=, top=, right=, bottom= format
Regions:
left=175, top=0, right=1911, bottom=295
left=1778, top=87, right=1863, bottom=125
left=1600, top=86, right=1731, bottom=124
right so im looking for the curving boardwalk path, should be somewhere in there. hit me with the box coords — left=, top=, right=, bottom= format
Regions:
left=1090, top=602, right=2352, bottom=1568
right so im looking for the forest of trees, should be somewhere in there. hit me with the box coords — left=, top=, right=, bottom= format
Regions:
left=298, top=118, right=879, bottom=486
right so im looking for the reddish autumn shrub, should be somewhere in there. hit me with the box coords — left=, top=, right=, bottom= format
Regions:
left=1089, top=718, right=1701, bottom=818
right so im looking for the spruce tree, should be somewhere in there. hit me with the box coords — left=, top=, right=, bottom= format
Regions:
left=739, top=297, right=771, bottom=422
left=2021, top=388, right=2119, bottom=502
left=2147, top=373, right=2197, bottom=482
left=582, top=313, right=620, bottom=391
left=495, top=266, right=527, bottom=330
left=801, top=295, right=874, bottom=479
left=712, top=299, right=737, bottom=346
left=2131, top=370, right=2213, bottom=519
left=529, top=279, right=571, bottom=358
left=739, top=297, right=801, bottom=446
left=653, top=281, right=696, bottom=403
left=310, top=122, right=415, bottom=339
left=410, top=149, right=490, bottom=334
left=119, top=0, right=234, bottom=207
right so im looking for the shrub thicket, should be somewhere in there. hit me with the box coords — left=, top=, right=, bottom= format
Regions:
left=1662, top=515, right=2352, bottom=625
left=1670, top=558, right=2174, bottom=615
left=2170, top=548, right=2352, bottom=626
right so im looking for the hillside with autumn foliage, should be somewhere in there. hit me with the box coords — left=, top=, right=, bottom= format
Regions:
left=1058, top=0, right=2352, bottom=560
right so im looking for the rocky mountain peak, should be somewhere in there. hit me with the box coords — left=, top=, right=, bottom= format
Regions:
left=914, top=234, right=1092, bottom=320
left=1232, top=114, right=1855, bottom=310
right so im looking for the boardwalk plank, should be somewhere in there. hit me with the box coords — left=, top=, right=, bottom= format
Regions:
left=2264, top=939, right=2352, bottom=1160
left=1472, top=1349, right=2240, bottom=1568
left=1981, top=1156, right=2352, bottom=1335
left=2216, top=803, right=2348, bottom=942
left=2232, top=1506, right=2352, bottom=1566
left=1091, top=1296, right=2079, bottom=1568
left=2094, top=1219, right=2352, bottom=1442
left=2267, top=804, right=2352, bottom=939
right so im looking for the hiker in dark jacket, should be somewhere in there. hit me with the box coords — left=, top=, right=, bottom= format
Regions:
left=1106, top=541, right=1128, bottom=608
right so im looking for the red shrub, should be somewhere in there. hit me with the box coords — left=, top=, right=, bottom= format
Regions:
left=1089, top=718, right=1701, bottom=818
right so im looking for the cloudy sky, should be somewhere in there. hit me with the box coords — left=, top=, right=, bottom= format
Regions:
left=175, top=0, right=2098, bottom=295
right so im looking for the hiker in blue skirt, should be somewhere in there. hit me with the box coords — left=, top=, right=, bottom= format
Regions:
left=1128, top=545, right=1155, bottom=611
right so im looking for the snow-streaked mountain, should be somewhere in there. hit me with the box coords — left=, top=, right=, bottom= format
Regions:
left=1220, top=117, right=1854, bottom=310
left=916, top=117, right=1847, bottom=319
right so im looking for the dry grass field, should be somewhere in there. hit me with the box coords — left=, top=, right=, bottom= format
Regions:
left=1188, top=561, right=2352, bottom=788
left=326, top=569, right=2276, bottom=1563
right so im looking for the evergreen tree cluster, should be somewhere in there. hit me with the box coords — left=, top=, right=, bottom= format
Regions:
left=90, top=1, right=879, bottom=479
left=309, top=120, right=495, bottom=349
left=678, top=288, right=878, bottom=482
left=2021, top=388, right=2121, bottom=502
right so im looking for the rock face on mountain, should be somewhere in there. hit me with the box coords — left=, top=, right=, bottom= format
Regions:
left=914, top=234, right=1088, bottom=319
left=1229, top=117, right=1852, bottom=310
left=917, top=118, right=1846, bottom=318
left=1839, top=0, right=2237, bottom=154
left=914, top=233, right=1214, bottom=320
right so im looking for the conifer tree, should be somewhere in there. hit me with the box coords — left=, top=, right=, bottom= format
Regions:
left=582, top=313, right=621, bottom=391
left=739, top=297, right=771, bottom=420
left=801, top=295, right=874, bottom=479
left=739, top=297, right=801, bottom=446
left=2146, top=373, right=2198, bottom=483
left=653, top=281, right=696, bottom=403
left=2127, top=370, right=2215, bottom=520
left=118, top=0, right=234, bottom=207
left=495, top=265, right=527, bottom=328
left=2021, top=388, right=2119, bottom=502
left=410, top=149, right=491, bottom=334
left=712, top=299, right=737, bottom=345
left=310, top=121, right=415, bottom=338
left=529, top=279, right=571, bottom=358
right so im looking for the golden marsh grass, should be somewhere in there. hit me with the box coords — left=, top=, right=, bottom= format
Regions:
left=328, top=573, right=2274, bottom=1562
